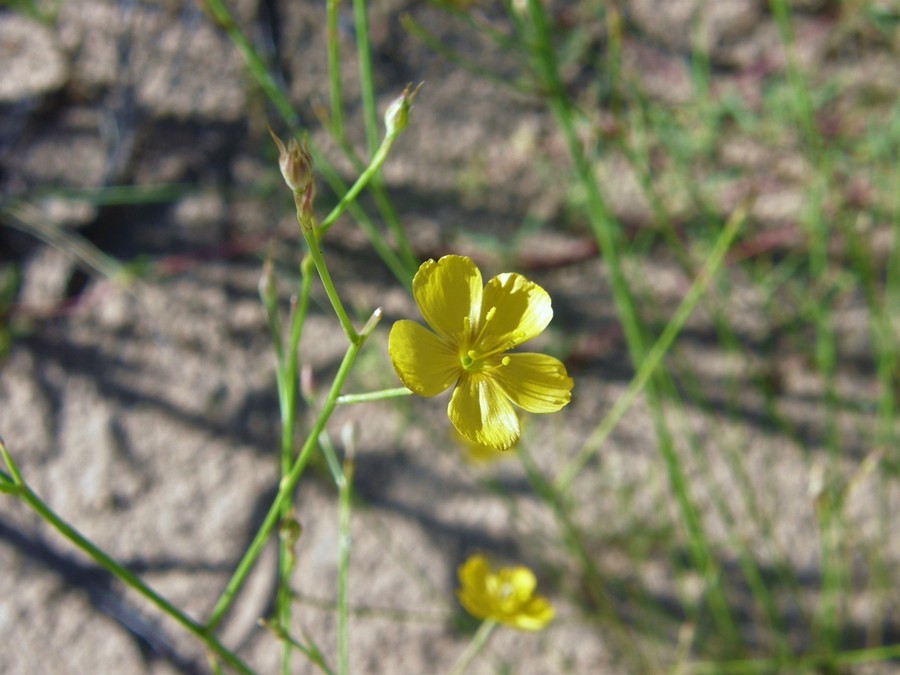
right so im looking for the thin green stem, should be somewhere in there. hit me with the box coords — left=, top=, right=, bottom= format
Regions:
left=203, top=0, right=299, bottom=126
left=273, top=256, right=314, bottom=675
left=341, top=0, right=419, bottom=269
left=319, top=131, right=400, bottom=233
left=326, top=0, right=345, bottom=144
left=518, top=445, right=656, bottom=673
left=336, top=387, right=413, bottom=404
left=447, top=619, right=498, bottom=675
left=302, top=225, right=359, bottom=343
left=260, top=619, right=335, bottom=675
left=523, top=0, right=741, bottom=652
left=277, top=518, right=298, bottom=675
left=202, top=0, right=415, bottom=290
left=2, top=201, right=128, bottom=283
left=0, top=439, right=252, bottom=675
left=260, top=260, right=285, bottom=369
left=321, top=436, right=354, bottom=675
left=316, top=81, right=418, bottom=273
left=0, top=471, right=15, bottom=493
left=351, top=0, right=378, bottom=159
left=400, top=14, right=533, bottom=95
left=555, top=203, right=746, bottom=491
left=337, top=458, right=352, bottom=675
left=314, top=154, right=414, bottom=291
left=770, top=0, right=844, bottom=654
left=205, top=308, right=382, bottom=631
left=0, top=436, right=24, bottom=485
left=687, top=641, right=900, bottom=674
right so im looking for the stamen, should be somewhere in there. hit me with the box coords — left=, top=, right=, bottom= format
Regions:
left=501, top=356, right=511, bottom=366
left=484, top=306, right=496, bottom=322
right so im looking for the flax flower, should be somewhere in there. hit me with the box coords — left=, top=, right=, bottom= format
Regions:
left=388, top=255, right=573, bottom=451
left=456, top=554, right=554, bottom=631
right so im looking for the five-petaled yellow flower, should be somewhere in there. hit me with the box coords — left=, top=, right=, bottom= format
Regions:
left=388, top=255, right=573, bottom=451
left=456, top=554, right=554, bottom=631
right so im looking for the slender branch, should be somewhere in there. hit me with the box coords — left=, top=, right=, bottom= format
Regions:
left=205, top=308, right=382, bottom=631
left=447, top=620, right=497, bottom=675
left=0, top=438, right=252, bottom=674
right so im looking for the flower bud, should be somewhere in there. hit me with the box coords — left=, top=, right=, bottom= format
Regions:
left=384, top=83, right=422, bottom=138
left=268, top=127, right=314, bottom=195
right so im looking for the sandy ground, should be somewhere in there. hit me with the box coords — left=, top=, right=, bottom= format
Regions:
left=1, top=1, right=899, bottom=673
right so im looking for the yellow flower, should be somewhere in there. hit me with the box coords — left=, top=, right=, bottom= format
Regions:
left=456, top=554, right=554, bottom=631
left=388, top=255, right=573, bottom=451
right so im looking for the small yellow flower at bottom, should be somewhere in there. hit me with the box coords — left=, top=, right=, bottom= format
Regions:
left=388, top=255, right=573, bottom=451
left=456, top=554, right=554, bottom=631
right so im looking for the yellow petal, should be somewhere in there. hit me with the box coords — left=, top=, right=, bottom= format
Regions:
left=413, top=255, right=482, bottom=345
left=476, top=273, right=552, bottom=355
left=456, top=555, right=493, bottom=620
left=492, top=353, right=573, bottom=413
left=458, top=554, right=490, bottom=587
left=388, top=320, right=460, bottom=397
left=510, top=595, right=555, bottom=631
left=448, top=373, right=519, bottom=451
left=507, top=567, right=538, bottom=600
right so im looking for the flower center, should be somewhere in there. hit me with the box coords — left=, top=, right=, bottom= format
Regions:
left=460, top=350, right=480, bottom=371
left=461, top=351, right=511, bottom=373
left=461, top=306, right=514, bottom=372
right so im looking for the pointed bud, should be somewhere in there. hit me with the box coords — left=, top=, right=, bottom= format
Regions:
left=268, top=127, right=314, bottom=196
left=384, top=83, right=422, bottom=138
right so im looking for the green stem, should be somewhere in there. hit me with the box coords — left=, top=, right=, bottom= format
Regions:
left=326, top=0, right=345, bottom=144
left=344, top=0, right=418, bottom=269
left=302, top=224, right=359, bottom=343
left=555, top=203, right=746, bottom=490
left=687, top=641, right=900, bottom=674
left=205, top=308, right=382, bottom=631
left=523, top=0, right=741, bottom=651
left=319, top=131, right=399, bottom=233
left=336, top=387, right=413, bottom=404
left=274, top=256, right=314, bottom=675
left=337, top=455, right=354, bottom=675
left=770, top=0, right=844, bottom=654
left=0, top=470, right=15, bottom=493
left=317, top=156, right=414, bottom=291
left=316, top=127, right=418, bottom=281
left=202, top=0, right=414, bottom=291
left=315, top=431, right=351, bottom=673
left=518, top=446, right=655, bottom=673
left=0, top=439, right=252, bottom=675
left=351, top=0, right=378, bottom=160
left=2, top=201, right=127, bottom=283
left=447, top=619, right=498, bottom=675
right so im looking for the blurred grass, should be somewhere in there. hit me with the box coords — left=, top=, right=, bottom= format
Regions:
left=395, top=0, right=900, bottom=671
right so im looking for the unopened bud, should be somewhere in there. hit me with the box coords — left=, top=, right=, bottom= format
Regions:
left=384, top=83, right=422, bottom=138
left=268, top=127, right=314, bottom=196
